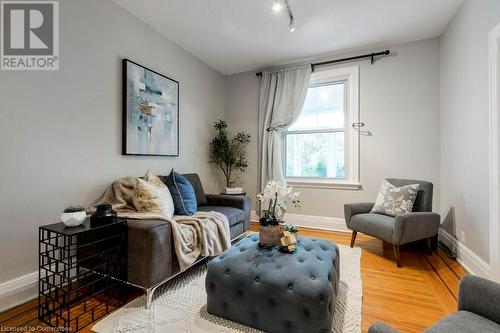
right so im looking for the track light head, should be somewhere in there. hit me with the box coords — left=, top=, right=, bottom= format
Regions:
left=272, top=0, right=283, bottom=12
left=289, top=17, right=295, bottom=32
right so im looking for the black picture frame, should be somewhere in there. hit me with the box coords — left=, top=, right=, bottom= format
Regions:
left=122, top=58, right=180, bottom=157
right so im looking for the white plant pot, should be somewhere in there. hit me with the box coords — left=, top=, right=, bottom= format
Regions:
left=224, top=187, right=243, bottom=194
left=60, top=211, right=86, bottom=227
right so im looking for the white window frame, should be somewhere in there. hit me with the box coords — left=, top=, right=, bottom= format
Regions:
left=284, top=65, right=360, bottom=190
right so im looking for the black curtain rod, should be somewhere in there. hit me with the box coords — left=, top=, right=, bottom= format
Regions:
left=256, top=49, right=390, bottom=77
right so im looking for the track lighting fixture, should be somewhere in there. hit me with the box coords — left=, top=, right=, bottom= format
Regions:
left=289, top=13, right=295, bottom=32
left=272, top=0, right=296, bottom=32
left=285, top=1, right=295, bottom=32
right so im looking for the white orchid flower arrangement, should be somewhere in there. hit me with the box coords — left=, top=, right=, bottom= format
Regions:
left=257, top=180, right=301, bottom=226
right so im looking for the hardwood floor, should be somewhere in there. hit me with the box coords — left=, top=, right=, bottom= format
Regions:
left=0, top=226, right=467, bottom=333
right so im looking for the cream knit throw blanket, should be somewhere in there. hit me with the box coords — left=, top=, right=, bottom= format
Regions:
left=88, top=177, right=231, bottom=272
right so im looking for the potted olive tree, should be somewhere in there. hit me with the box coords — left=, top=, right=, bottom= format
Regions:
left=257, top=180, right=301, bottom=247
left=209, top=120, right=251, bottom=193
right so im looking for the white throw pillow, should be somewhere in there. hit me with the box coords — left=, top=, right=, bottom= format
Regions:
left=371, top=180, right=420, bottom=217
left=132, top=171, right=174, bottom=218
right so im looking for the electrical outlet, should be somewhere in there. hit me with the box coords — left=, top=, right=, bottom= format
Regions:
left=459, top=230, right=466, bottom=244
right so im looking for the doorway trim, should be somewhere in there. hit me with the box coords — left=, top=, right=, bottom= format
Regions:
left=489, top=22, right=500, bottom=282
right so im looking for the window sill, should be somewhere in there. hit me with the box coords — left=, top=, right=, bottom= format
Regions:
left=286, top=179, right=362, bottom=190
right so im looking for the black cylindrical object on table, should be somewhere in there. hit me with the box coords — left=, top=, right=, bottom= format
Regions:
left=90, top=204, right=117, bottom=227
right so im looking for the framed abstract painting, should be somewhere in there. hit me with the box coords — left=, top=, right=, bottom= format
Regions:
left=122, top=59, right=179, bottom=156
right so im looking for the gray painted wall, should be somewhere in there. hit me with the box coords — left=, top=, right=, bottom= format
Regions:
left=0, top=0, right=226, bottom=283
left=439, top=0, right=500, bottom=263
left=226, top=38, right=441, bottom=218
left=2, top=0, right=497, bottom=293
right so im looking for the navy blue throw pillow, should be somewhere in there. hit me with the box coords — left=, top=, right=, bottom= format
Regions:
left=165, top=170, right=197, bottom=216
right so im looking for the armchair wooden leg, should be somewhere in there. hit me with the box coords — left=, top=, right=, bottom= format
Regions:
left=426, top=237, right=433, bottom=255
left=350, top=231, right=357, bottom=248
left=393, top=244, right=401, bottom=267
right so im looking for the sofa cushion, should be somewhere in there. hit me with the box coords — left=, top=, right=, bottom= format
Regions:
left=132, top=171, right=174, bottom=218
left=350, top=213, right=395, bottom=242
left=165, top=170, right=197, bottom=216
left=197, top=206, right=245, bottom=227
left=424, top=310, right=500, bottom=333
left=182, top=173, right=208, bottom=206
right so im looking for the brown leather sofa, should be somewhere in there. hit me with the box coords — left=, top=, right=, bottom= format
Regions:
left=126, top=173, right=251, bottom=307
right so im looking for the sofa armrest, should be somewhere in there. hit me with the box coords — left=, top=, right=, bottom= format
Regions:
left=127, top=219, right=175, bottom=289
left=458, top=275, right=500, bottom=324
left=392, top=212, right=440, bottom=245
left=205, top=194, right=252, bottom=230
left=368, top=322, right=400, bottom=333
left=344, top=202, right=375, bottom=228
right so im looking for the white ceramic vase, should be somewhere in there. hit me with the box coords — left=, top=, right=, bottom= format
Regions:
left=60, top=211, right=86, bottom=227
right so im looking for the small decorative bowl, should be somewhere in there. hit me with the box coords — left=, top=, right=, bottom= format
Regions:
left=60, top=211, right=86, bottom=227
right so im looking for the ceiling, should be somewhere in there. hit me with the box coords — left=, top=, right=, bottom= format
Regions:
left=113, top=0, right=463, bottom=75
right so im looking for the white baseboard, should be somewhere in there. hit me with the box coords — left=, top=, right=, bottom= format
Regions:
left=251, top=210, right=350, bottom=233
left=439, top=229, right=491, bottom=278
left=0, top=271, right=38, bottom=312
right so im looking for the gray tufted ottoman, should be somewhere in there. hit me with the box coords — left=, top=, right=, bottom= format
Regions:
left=206, top=233, right=340, bottom=333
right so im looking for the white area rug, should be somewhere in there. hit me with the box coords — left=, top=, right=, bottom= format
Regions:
left=92, top=245, right=362, bottom=333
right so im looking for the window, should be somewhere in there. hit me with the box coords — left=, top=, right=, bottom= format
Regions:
left=284, top=66, right=360, bottom=189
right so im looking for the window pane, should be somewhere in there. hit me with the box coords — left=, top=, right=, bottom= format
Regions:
left=285, top=132, right=345, bottom=179
left=288, top=83, right=345, bottom=131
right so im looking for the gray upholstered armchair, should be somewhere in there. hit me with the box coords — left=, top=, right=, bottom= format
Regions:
left=369, top=275, right=500, bottom=332
left=344, top=178, right=440, bottom=267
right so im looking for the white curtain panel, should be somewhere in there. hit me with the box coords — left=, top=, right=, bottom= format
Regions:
left=258, top=65, right=311, bottom=190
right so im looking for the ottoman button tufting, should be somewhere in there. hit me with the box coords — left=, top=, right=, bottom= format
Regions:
left=205, top=235, right=339, bottom=333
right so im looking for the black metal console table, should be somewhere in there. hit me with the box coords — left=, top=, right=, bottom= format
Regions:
left=38, top=219, right=127, bottom=332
